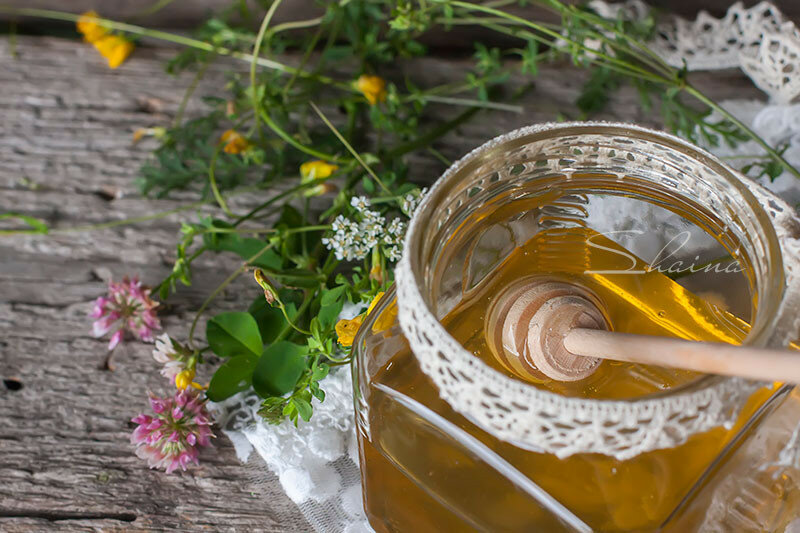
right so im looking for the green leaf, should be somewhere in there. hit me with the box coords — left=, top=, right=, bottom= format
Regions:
left=318, top=300, right=344, bottom=330
left=292, top=396, right=313, bottom=422
left=248, top=294, right=298, bottom=345
left=206, top=312, right=263, bottom=357
left=252, top=341, right=307, bottom=397
left=321, top=285, right=346, bottom=306
left=206, top=352, right=259, bottom=401
left=361, top=175, right=375, bottom=194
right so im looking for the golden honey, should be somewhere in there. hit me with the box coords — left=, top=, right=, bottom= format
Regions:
left=359, top=227, right=776, bottom=532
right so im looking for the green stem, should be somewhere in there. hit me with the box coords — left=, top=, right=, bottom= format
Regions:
left=269, top=16, right=324, bottom=36
left=684, top=84, right=800, bottom=180
left=188, top=241, right=275, bottom=348
left=274, top=292, right=314, bottom=343
left=419, top=94, right=523, bottom=113
left=174, top=59, right=210, bottom=128
left=258, top=108, right=346, bottom=163
left=234, top=182, right=308, bottom=226
left=208, top=142, right=233, bottom=217
left=309, top=102, right=391, bottom=195
left=250, top=0, right=284, bottom=139
left=282, top=21, right=325, bottom=99
left=278, top=303, right=311, bottom=335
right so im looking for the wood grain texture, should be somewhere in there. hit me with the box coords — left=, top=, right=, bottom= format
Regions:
left=0, top=35, right=767, bottom=531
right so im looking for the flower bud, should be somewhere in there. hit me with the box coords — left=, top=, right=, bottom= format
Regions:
left=303, top=183, right=338, bottom=197
left=253, top=269, right=279, bottom=305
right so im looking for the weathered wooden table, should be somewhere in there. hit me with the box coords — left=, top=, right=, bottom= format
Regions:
left=0, top=34, right=766, bottom=531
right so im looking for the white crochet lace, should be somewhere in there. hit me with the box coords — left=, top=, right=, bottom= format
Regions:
left=591, top=0, right=800, bottom=104
left=209, top=368, right=373, bottom=533
left=213, top=2, right=800, bottom=530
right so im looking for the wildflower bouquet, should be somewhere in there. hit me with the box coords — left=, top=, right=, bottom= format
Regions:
left=4, top=1, right=799, bottom=474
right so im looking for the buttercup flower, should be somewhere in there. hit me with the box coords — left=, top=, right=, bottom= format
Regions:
left=356, top=74, right=387, bottom=105
left=76, top=12, right=134, bottom=69
left=368, top=292, right=397, bottom=332
left=300, top=160, right=339, bottom=183
left=335, top=314, right=364, bottom=347
left=220, top=129, right=251, bottom=154
left=131, top=389, right=214, bottom=474
left=336, top=292, right=394, bottom=346
left=90, top=276, right=160, bottom=350
left=93, top=34, right=134, bottom=69
left=76, top=10, right=107, bottom=43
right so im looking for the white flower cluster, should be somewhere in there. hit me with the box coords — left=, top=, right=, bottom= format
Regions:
left=400, top=187, right=427, bottom=217
left=322, top=196, right=406, bottom=262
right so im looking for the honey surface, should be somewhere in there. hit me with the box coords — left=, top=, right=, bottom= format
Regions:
left=361, top=226, right=774, bottom=532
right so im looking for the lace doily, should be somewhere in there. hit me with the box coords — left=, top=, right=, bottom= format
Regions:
left=210, top=368, right=373, bottom=533
left=589, top=0, right=800, bottom=104
left=395, top=121, right=800, bottom=460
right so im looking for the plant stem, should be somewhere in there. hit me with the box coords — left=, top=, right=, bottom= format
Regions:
left=274, top=292, right=314, bottom=343
left=174, top=59, right=211, bottom=128
left=208, top=142, right=234, bottom=217
left=310, top=102, right=392, bottom=195
left=258, top=108, right=347, bottom=163
left=188, top=241, right=275, bottom=348
left=269, top=16, right=324, bottom=36
left=684, top=84, right=800, bottom=180
left=250, top=0, right=284, bottom=139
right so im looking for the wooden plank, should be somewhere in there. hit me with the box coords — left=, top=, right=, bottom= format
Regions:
left=2, top=1, right=799, bottom=29
left=4, top=1, right=797, bottom=53
left=0, top=35, right=768, bottom=531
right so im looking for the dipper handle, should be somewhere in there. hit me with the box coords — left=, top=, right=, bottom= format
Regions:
left=563, top=328, right=800, bottom=384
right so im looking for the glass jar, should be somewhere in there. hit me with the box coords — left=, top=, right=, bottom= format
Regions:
left=352, top=123, right=800, bottom=532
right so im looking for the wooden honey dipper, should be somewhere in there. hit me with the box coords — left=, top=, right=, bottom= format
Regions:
left=485, top=279, right=800, bottom=384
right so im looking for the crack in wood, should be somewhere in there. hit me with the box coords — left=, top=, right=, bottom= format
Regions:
left=0, top=509, right=137, bottom=522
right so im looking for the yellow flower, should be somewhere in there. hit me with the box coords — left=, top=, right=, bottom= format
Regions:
left=335, top=315, right=364, bottom=347
left=220, top=129, right=251, bottom=154
left=366, top=292, right=397, bottom=332
left=300, top=160, right=339, bottom=182
left=175, top=368, right=196, bottom=391
left=372, top=301, right=397, bottom=333
left=356, top=75, right=387, bottom=105
left=366, top=292, right=385, bottom=316
left=132, top=127, right=166, bottom=143
left=77, top=10, right=107, bottom=44
left=92, top=34, right=135, bottom=69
